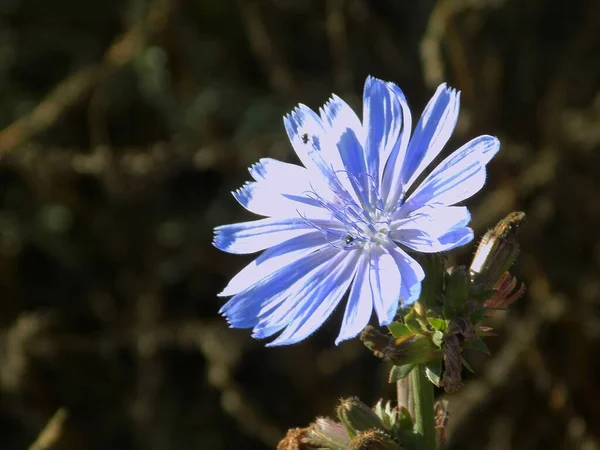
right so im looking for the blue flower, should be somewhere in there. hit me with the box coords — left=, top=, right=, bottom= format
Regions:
left=214, top=77, right=499, bottom=346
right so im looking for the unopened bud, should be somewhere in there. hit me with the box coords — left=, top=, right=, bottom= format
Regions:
left=348, top=430, right=399, bottom=450
left=470, top=212, right=526, bottom=290
left=305, top=417, right=351, bottom=450
left=444, top=266, right=471, bottom=315
left=337, top=397, right=386, bottom=438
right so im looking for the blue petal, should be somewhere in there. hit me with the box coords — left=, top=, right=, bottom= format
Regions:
left=283, top=105, right=343, bottom=196
left=391, top=206, right=472, bottom=253
left=438, top=227, right=474, bottom=249
left=385, top=244, right=425, bottom=306
left=253, top=250, right=358, bottom=340
left=367, top=245, right=402, bottom=326
left=233, top=180, right=325, bottom=218
left=319, top=95, right=368, bottom=205
left=376, top=81, right=413, bottom=209
left=218, top=232, right=327, bottom=297
left=402, top=135, right=500, bottom=212
left=320, top=94, right=364, bottom=146
left=249, top=158, right=308, bottom=183
left=220, top=246, right=340, bottom=328
left=337, top=128, right=371, bottom=207
left=213, top=217, right=323, bottom=254
left=266, top=250, right=360, bottom=346
left=400, top=84, right=460, bottom=192
left=335, top=253, right=373, bottom=344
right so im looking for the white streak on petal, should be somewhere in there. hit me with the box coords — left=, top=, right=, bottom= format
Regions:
left=266, top=250, right=360, bottom=346
left=369, top=245, right=402, bottom=326
left=213, top=217, right=332, bottom=254
left=335, top=252, right=373, bottom=344
left=218, top=232, right=327, bottom=297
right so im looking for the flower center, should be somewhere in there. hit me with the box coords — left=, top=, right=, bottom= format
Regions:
left=303, top=181, right=391, bottom=250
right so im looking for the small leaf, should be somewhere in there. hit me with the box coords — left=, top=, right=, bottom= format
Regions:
left=388, top=322, right=411, bottom=339
left=425, top=359, right=442, bottom=386
left=389, top=364, right=415, bottom=383
left=432, top=330, right=444, bottom=348
left=397, top=407, right=413, bottom=430
left=469, top=308, right=487, bottom=323
left=471, top=289, right=497, bottom=303
left=461, top=357, right=475, bottom=373
left=470, top=336, right=491, bottom=355
left=428, top=317, right=446, bottom=331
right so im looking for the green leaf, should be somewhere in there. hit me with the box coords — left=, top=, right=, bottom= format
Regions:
left=471, top=288, right=497, bottom=303
left=425, top=359, right=442, bottom=386
left=403, top=310, right=422, bottom=333
left=388, top=322, right=412, bottom=339
left=397, top=406, right=413, bottom=430
left=432, top=330, right=444, bottom=348
left=389, top=364, right=416, bottom=383
left=428, top=317, right=446, bottom=332
left=461, top=357, right=475, bottom=373
left=470, top=335, right=491, bottom=355
left=469, top=307, right=488, bottom=323
left=443, top=266, right=471, bottom=318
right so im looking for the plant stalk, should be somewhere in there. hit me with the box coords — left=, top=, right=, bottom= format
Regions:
left=411, top=364, right=436, bottom=450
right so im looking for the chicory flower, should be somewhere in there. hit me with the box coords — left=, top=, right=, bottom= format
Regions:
left=214, top=76, right=499, bottom=346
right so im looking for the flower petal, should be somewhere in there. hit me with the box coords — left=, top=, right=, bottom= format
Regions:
left=376, top=82, right=412, bottom=209
left=218, top=232, right=327, bottom=297
left=213, top=217, right=330, bottom=254
left=391, top=206, right=472, bottom=253
left=402, top=135, right=500, bottom=212
left=368, top=245, right=402, bottom=326
left=251, top=250, right=351, bottom=339
left=400, top=84, right=460, bottom=192
left=249, top=158, right=309, bottom=184
left=336, top=128, right=372, bottom=206
left=233, top=181, right=326, bottom=218
left=220, top=246, right=339, bottom=328
left=266, top=250, right=360, bottom=346
left=320, top=94, right=364, bottom=148
left=385, top=244, right=425, bottom=306
left=335, top=253, right=373, bottom=344
left=363, top=77, right=414, bottom=206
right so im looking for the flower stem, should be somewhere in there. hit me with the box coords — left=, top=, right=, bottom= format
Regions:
left=411, top=364, right=436, bottom=450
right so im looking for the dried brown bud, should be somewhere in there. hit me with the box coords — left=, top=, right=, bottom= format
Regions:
left=440, top=333, right=463, bottom=393
left=277, top=427, right=311, bottom=450
left=434, top=400, right=449, bottom=446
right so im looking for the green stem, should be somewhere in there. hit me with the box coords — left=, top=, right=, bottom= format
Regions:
left=411, top=364, right=436, bottom=450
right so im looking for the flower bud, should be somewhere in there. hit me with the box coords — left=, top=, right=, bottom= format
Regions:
left=337, top=397, right=387, bottom=438
left=444, top=266, right=471, bottom=316
left=305, top=417, right=351, bottom=450
left=348, top=430, right=399, bottom=450
left=470, top=211, right=526, bottom=290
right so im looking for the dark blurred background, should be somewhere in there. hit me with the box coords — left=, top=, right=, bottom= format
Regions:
left=0, top=0, right=599, bottom=449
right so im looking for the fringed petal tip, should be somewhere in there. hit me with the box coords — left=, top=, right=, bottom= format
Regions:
left=212, top=227, right=234, bottom=253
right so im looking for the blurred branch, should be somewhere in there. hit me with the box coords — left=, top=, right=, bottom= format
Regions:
left=10, top=317, right=283, bottom=448
left=28, top=408, right=69, bottom=450
left=239, top=0, right=295, bottom=98
left=421, top=0, right=498, bottom=100
left=0, top=0, right=172, bottom=155
left=326, top=0, right=353, bottom=93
